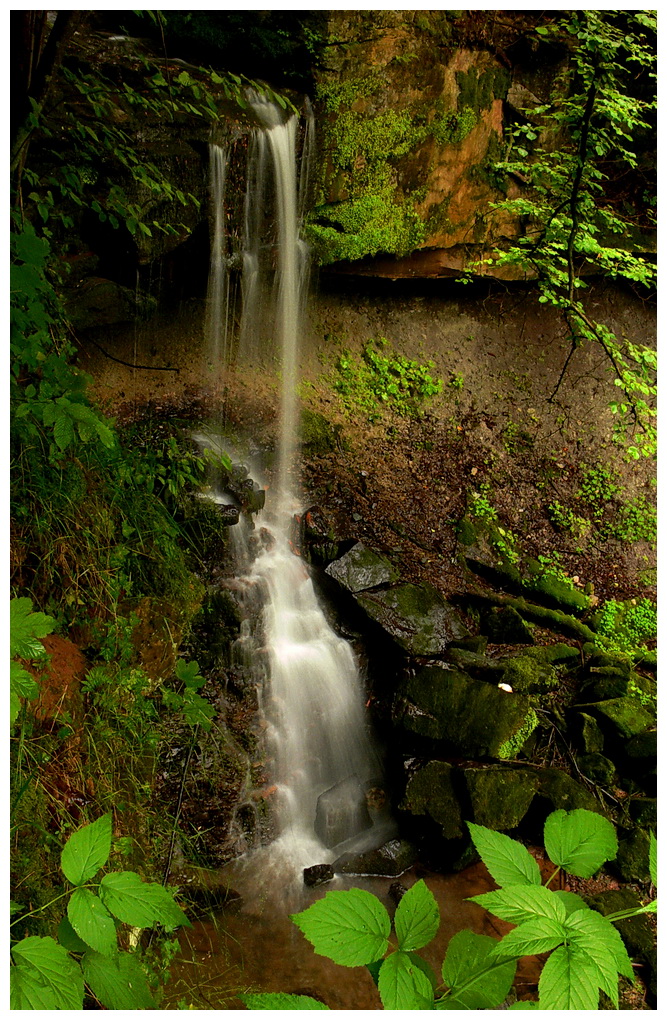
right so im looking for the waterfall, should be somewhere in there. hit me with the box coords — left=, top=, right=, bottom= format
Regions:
left=205, top=143, right=231, bottom=376
left=206, top=97, right=381, bottom=886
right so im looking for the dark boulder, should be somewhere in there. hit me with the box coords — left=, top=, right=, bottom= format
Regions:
left=355, top=584, right=469, bottom=656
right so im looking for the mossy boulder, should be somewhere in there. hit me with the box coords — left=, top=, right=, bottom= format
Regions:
left=580, top=666, right=630, bottom=702
left=629, top=798, right=657, bottom=827
left=533, top=768, right=602, bottom=815
left=569, top=711, right=605, bottom=754
left=463, top=766, right=540, bottom=830
left=576, top=753, right=616, bottom=787
left=524, top=643, right=580, bottom=666
left=494, top=653, right=559, bottom=694
left=484, top=606, right=535, bottom=645
left=393, top=666, right=538, bottom=759
left=591, top=698, right=655, bottom=743
left=326, top=542, right=399, bottom=593
left=614, top=828, right=652, bottom=884
left=521, top=573, right=590, bottom=616
left=355, top=583, right=469, bottom=655
left=399, top=760, right=463, bottom=840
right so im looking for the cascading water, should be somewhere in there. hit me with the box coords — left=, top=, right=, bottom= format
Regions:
left=205, top=97, right=383, bottom=891
left=205, top=143, right=231, bottom=376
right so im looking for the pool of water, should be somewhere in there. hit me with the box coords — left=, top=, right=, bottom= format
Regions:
left=164, top=860, right=541, bottom=1010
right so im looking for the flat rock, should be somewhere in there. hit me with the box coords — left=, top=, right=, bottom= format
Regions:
left=333, top=838, right=417, bottom=877
left=355, top=583, right=469, bottom=655
left=325, top=542, right=399, bottom=593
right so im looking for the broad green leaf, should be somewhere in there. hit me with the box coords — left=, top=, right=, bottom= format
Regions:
left=68, top=888, right=117, bottom=956
left=175, top=658, right=205, bottom=688
left=290, top=889, right=390, bottom=967
left=407, top=951, right=438, bottom=991
left=10, top=596, right=54, bottom=658
left=54, top=412, right=75, bottom=451
left=649, top=832, right=657, bottom=887
left=469, top=885, right=566, bottom=925
left=61, top=814, right=112, bottom=885
left=538, top=944, right=600, bottom=1010
left=99, top=871, right=190, bottom=930
left=82, top=949, right=156, bottom=1009
left=239, top=992, right=329, bottom=1009
left=58, top=915, right=89, bottom=953
left=543, top=809, right=617, bottom=877
left=394, top=879, right=440, bottom=952
left=553, top=889, right=588, bottom=916
left=182, top=689, right=216, bottom=730
left=492, top=917, right=566, bottom=958
left=466, top=822, right=541, bottom=887
left=508, top=1003, right=541, bottom=1009
left=10, top=935, right=84, bottom=1009
left=565, top=906, right=634, bottom=989
left=440, top=930, right=517, bottom=1009
left=378, top=950, right=435, bottom=1009
left=11, top=660, right=39, bottom=699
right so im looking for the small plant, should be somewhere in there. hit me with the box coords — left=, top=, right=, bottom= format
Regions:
left=240, top=810, right=656, bottom=1010
left=547, top=500, right=589, bottom=537
left=10, top=814, right=190, bottom=1009
left=595, top=597, right=657, bottom=654
left=448, top=371, right=465, bottom=391
left=163, top=659, right=216, bottom=731
left=333, top=338, right=442, bottom=420
left=10, top=596, right=55, bottom=727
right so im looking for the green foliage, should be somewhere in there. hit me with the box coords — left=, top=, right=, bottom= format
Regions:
left=163, top=659, right=216, bottom=732
left=546, top=464, right=656, bottom=548
left=10, top=597, right=55, bottom=726
left=481, top=11, right=656, bottom=458
left=594, top=597, right=656, bottom=655
left=254, top=811, right=654, bottom=1010
left=10, top=814, right=190, bottom=1009
left=332, top=338, right=442, bottom=420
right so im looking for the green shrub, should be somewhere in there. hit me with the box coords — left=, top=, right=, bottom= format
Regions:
left=332, top=338, right=441, bottom=420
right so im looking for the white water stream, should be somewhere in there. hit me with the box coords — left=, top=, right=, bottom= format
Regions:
left=205, top=98, right=382, bottom=889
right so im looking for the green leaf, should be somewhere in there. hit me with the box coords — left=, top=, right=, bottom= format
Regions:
left=182, top=689, right=216, bottom=730
left=508, top=1003, right=541, bottom=1010
left=565, top=906, right=634, bottom=989
left=175, top=658, right=205, bottom=689
left=68, top=888, right=117, bottom=956
left=290, top=888, right=391, bottom=967
left=58, top=915, right=90, bottom=953
left=239, top=992, right=330, bottom=1009
left=11, top=936, right=84, bottom=1009
left=10, top=596, right=54, bottom=658
left=82, top=949, right=156, bottom=1009
left=538, top=944, right=600, bottom=1010
left=649, top=832, right=657, bottom=887
left=99, top=871, right=190, bottom=931
left=61, top=814, right=112, bottom=885
left=543, top=809, right=617, bottom=878
left=53, top=412, right=75, bottom=451
left=469, top=885, right=566, bottom=926
left=11, top=660, right=39, bottom=700
left=493, top=917, right=565, bottom=958
left=378, top=950, right=435, bottom=1009
left=440, top=930, right=517, bottom=1009
left=466, top=822, right=541, bottom=887
left=394, top=879, right=440, bottom=952
left=553, top=890, right=589, bottom=916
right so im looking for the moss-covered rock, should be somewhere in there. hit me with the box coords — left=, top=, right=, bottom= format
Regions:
left=464, top=766, right=540, bottom=830
left=524, top=643, right=580, bottom=666
left=576, top=752, right=616, bottom=787
left=521, top=573, right=590, bottom=616
left=393, top=666, right=538, bottom=759
left=399, top=760, right=463, bottom=840
left=534, top=768, right=602, bottom=815
left=569, top=711, right=605, bottom=754
left=614, top=828, right=652, bottom=883
left=494, top=653, right=559, bottom=694
left=355, top=583, right=469, bottom=655
left=629, top=798, right=657, bottom=827
left=326, top=542, right=399, bottom=593
left=580, top=666, right=630, bottom=702
left=484, top=606, right=535, bottom=645
left=591, top=698, right=655, bottom=742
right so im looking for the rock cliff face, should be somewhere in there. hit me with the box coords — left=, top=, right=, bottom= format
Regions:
left=306, top=10, right=566, bottom=277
